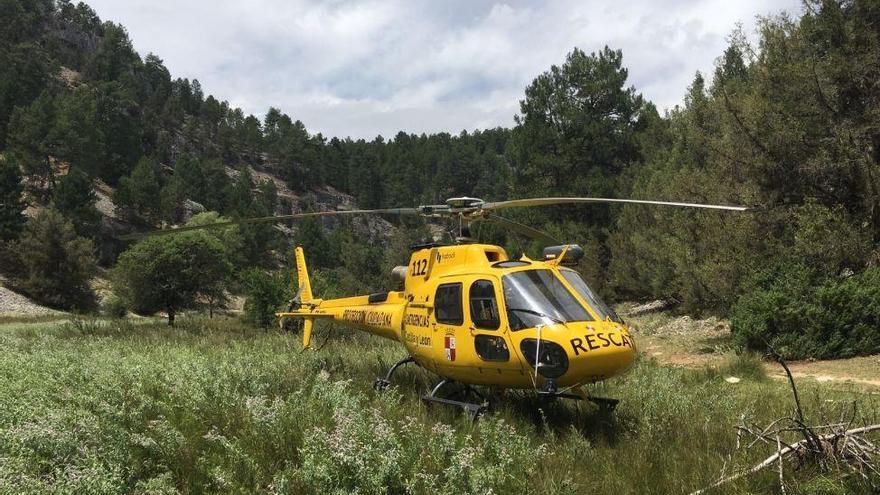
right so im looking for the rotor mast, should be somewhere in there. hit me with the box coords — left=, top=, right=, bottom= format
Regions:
left=446, top=197, right=484, bottom=243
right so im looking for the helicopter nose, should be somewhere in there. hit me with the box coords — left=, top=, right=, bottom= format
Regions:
left=564, top=325, right=637, bottom=382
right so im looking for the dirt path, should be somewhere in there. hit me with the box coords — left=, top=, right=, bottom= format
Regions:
left=780, top=358, right=880, bottom=388
left=624, top=308, right=880, bottom=388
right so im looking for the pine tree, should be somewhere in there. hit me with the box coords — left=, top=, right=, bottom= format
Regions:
left=6, top=92, right=58, bottom=192
left=174, top=154, right=206, bottom=203
left=53, top=89, right=104, bottom=177
left=228, top=167, right=253, bottom=216
left=0, top=42, right=50, bottom=149
left=115, top=157, right=162, bottom=222
left=51, top=169, right=100, bottom=238
left=159, top=176, right=186, bottom=223
left=84, top=23, right=140, bottom=82
left=256, top=179, right=278, bottom=215
left=17, top=208, right=96, bottom=310
left=0, top=155, right=25, bottom=241
left=201, top=159, right=231, bottom=213
left=93, top=82, right=142, bottom=183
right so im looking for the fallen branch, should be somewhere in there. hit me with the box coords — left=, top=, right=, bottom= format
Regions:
left=689, top=424, right=880, bottom=495
left=691, top=346, right=879, bottom=494
left=776, top=434, right=786, bottom=495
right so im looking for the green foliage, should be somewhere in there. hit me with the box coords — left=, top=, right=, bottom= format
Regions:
left=0, top=318, right=874, bottom=493
left=185, top=211, right=246, bottom=266
left=92, top=81, right=142, bottom=183
left=608, top=160, right=763, bottom=312
left=0, top=0, right=878, bottom=362
left=84, top=22, right=139, bottom=83
left=607, top=3, right=880, bottom=317
left=113, top=231, right=231, bottom=325
left=786, top=201, right=871, bottom=276
left=0, top=0, right=52, bottom=148
left=173, top=154, right=205, bottom=203
left=115, top=156, right=162, bottom=222
left=298, top=398, right=539, bottom=494
left=731, top=264, right=880, bottom=360
left=101, top=294, right=128, bottom=318
left=52, top=88, right=103, bottom=176
left=242, top=269, right=287, bottom=328
left=0, top=154, right=25, bottom=241
left=227, top=167, right=254, bottom=215
left=51, top=169, right=100, bottom=238
left=158, top=175, right=186, bottom=223
left=297, top=217, right=336, bottom=269
left=511, top=46, right=648, bottom=198
left=6, top=92, right=57, bottom=185
left=718, top=352, right=767, bottom=382
left=199, top=159, right=231, bottom=212
left=226, top=169, right=280, bottom=266
left=503, top=46, right=657, bottom=293
left=15, top=208, right=96, bottom=310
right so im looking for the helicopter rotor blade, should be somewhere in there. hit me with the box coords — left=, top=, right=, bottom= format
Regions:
left=474, top=214, right=561, bottom=245
left=118, top=207, right=420, bottom=241
left=482, top=197, right=752, bottom=212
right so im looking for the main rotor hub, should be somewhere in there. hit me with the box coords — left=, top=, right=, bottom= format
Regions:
left=446, top=197, right=485, bottom=212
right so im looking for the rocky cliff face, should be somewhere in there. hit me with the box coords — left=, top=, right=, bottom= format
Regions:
left=20, top=159, right=398, bottom=267
left=230, top=165, right=398, bottom=249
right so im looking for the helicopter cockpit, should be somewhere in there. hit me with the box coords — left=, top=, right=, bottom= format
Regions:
left=502, top=269, right=592, bottom=330
left=497, top=260, right=621, bottom=330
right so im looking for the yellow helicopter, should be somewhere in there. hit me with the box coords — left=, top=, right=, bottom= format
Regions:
left=138, top=196, right=749, bottom=418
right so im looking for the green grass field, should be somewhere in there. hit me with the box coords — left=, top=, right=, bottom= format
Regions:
left=0, top=317, right=876, bottom=494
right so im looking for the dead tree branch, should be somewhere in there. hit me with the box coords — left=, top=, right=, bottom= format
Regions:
left=691, top=348, right=879, bottom=494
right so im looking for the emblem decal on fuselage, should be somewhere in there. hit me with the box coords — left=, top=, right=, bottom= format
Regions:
left=444, top=335, right=456, bottom=361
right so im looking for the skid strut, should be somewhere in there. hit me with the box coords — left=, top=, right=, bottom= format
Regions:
left=374, top=356, right=416, bottom=391
left=534, top=379, right=619, bottom=410
left=537, top=390, right=620, bottom=411
left=421, top=379, right=488, bottom=421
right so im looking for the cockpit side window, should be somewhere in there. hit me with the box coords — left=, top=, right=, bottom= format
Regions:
left=434, top=283, right=464, bottom=325
left=469, top=280, right=500, bottom=330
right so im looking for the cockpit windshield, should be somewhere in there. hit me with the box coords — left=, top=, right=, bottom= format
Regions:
left=560, top=269, right=622, bottom=323
left=502, top=269, right=592, bottom=330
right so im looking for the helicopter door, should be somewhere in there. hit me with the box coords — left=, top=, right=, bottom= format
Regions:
left=466, top=279, right=521, bottom=375
left=433, top=283, right=465, bottom=370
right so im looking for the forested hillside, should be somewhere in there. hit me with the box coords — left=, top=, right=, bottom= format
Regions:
left=1, top=0, right=878, bottom=357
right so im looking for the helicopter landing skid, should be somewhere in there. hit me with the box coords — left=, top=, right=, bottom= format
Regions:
left=537, top=390, right=620, bottom=411
left=421, top=379, right=488, bottom=421
left=374, top=356, right=416, bottom=391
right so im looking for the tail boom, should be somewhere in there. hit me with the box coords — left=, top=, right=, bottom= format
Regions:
left=276, top=247, right=406, bottom=347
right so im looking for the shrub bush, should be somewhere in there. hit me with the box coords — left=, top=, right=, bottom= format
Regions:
left=101, top=295, right=128, bottom=319
left=242, top=269, right=288, bottom=328
left=731, top=264, right=880, bottom=359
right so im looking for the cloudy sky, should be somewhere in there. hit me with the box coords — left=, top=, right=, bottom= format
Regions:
left=86, top=0, right=802, bottom=140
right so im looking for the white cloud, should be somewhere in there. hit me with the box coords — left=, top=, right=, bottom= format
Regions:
left=85, top=0, right=803, bottom=139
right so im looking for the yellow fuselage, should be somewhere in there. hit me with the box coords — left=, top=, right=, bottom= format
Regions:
left=279, top=244, right=636, bottom=389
